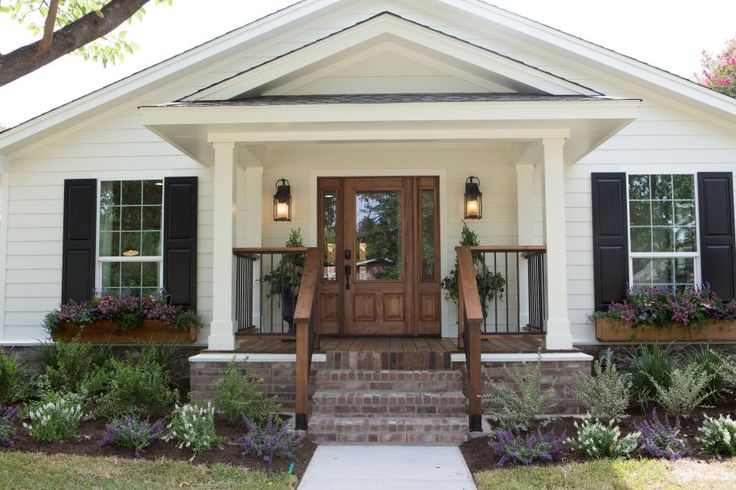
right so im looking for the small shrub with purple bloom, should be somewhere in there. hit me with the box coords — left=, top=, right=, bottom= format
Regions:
left=634, top=409, right=688, bottom=460
left=237, top=415, right=304, bottom=464
left=488, top=428, right=566, bottom=466
left=101, top=415, right=163, bottom=457
left=0, top=404, right=20, bottom=446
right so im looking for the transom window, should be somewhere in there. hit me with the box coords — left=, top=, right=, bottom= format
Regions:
left=628, top=174, right=698, bottom=290
left=98, top=180, right=163, bottom=297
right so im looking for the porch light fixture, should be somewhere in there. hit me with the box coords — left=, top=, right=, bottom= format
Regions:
left=273, top=178, right=292, bottom=222
left=464, top=176, right=482, bottom=219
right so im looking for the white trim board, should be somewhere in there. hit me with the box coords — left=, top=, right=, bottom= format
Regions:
left=189, top=353, right=327, bottom=363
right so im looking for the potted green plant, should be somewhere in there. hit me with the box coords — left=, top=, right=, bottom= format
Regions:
left=441, top=221, right=505, bottom=320
left=262, top=229, right=305, bottom=333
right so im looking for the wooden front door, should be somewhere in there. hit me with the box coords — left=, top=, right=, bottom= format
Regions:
left=317, top=176, right=441, bottom=336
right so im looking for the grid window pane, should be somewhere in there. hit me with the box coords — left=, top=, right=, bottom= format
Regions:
left=99, top=180, right=163, bottom=296
left=628, top=174, right=697, bottom=290
left=99, top=180, right=162, bottom=258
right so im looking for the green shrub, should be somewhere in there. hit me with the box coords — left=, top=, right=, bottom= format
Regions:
left=117, top=311, right=142, bottom=332
left=0, top=350, right=28, bottom=404
left=37, top=341, right=111, bottom=393
left=683, top=347, right=733, bottom=404
left=97, top=358, right=177, bottom=419
left=23, top=392, right=83, bottom=443
left=574, top=356, right=631, bottom=421
left=481, top=356, right=555, bottom=431
left=566, top=419, right=640, bottom=458
left=135, top=343, right=188, bottom=390
left=619, top=344, right=675, bottom=410
left=164, top=403, right=223, bottom=459
left=697, top=414, right=736, bottom=456
left=213, top=362, right=281, bottom=426
left=649, top=364, right=713, bottom=419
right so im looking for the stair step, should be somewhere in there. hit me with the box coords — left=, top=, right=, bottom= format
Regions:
left=312, top=390, right=466, bottom=415
left=325, top=351, right=452, bottom=370
left=315, top=369, right=463, bottom=392
left=308, top=415, right=468, bottom=444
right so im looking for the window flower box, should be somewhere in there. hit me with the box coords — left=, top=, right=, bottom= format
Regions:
left=43, top=294, right=202, bottom=344
left=52, top=319, right=197, bottom=343
left=594, top=316, right=736, bottom=342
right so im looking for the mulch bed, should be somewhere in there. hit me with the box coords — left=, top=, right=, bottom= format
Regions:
left=2, top=417, right=317, bottom=479
left=461, top=393, right=736, bottom=474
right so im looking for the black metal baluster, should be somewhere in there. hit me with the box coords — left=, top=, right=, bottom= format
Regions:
left=516, top=252, right=521, bottom=332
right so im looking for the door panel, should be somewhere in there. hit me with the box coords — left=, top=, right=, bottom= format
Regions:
left=317, top=176, right=440, bottom=336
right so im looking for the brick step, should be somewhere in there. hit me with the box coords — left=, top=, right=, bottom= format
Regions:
left=311, top=390, right=466, bottom=415
left=325, top=351, right=451, bottom=370
left=308, top=415, right=468, bottom=444
left=315, top=369, right=463, bottom=392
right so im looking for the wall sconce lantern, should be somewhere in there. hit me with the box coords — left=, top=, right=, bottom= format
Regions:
left=464, top=176, right=482, bottom=219
left=273, top=178, right=292, bottom=222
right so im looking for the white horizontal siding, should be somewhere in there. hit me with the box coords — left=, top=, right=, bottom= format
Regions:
left=3, top=0, right=736, bottom=344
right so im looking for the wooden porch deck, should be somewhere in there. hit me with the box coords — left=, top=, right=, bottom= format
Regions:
left=232, top=335, right=545, bottom=354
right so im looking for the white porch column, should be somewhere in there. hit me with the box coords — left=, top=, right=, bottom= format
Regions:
left=516, top=164, right=535, bottom=330
left=209, top=142, right=237, bottom=351
left=244, top=166, right=263, bottom=327
left=541, top=138, right=574, bottom=350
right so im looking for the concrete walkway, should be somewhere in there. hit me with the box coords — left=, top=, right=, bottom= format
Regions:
left=298, top=445, right=477, bottom=489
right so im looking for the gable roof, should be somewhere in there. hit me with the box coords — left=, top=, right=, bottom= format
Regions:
left=182, top=12, right=601, bottom=101
left=1, top=0, right=735, bottom=156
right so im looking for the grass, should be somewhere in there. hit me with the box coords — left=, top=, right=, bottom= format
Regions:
left=475, top=458, right=736, bottom=490
left=0, top=452, right=297, bottom=489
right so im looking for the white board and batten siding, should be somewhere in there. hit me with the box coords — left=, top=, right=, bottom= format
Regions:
left=3, top=0, right=736, bottom=344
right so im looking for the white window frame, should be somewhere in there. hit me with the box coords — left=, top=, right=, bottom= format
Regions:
left=626, top=172, right=701, bottom=289
left=95, top=178, right=165, bottom=295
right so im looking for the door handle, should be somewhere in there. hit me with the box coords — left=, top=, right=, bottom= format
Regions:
left=344, top=264, right=351, bottom=290
left=343, top=249, right=352, bottom=290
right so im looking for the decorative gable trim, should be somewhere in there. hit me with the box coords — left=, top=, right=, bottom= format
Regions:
left=183, top=12, right=600, bottom=102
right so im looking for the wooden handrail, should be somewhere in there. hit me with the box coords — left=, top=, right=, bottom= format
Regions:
left=456, top=246, right=483, bottom=432
left=456, top=247, right=483, bottom=323
left=294, top=247, right=321, bottom=432
left=294, top=248, right=321, bottom=323
left=233, top=247, right=309, bottom=255
left=466, top=245, right=546, bottom=252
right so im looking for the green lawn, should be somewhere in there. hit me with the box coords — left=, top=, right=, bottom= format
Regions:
left=0, top=452, right=297, bottom=489
left=475, top=458, right=736, bottom=490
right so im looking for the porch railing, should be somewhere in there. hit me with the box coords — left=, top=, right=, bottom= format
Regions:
left=232, top=247, right=320, bottom=431
left=233, top=247, right=309, bottom=336
left=456, top=245, right=547, bottom=432
left=465, top=246, right=547, bottom=335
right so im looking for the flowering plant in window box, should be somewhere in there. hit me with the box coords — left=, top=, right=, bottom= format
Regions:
left=593, top=287, right=736, bottom=341
left=42, top=293, right=202, bottom=343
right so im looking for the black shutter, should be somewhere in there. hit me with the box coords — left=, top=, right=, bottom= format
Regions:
left=163, top=177, right=198, bottom=309
left=591, top=173, right=629, bottom=311
left=698, top=172, right=736, bottom=300
left=62, top=179, right=97, bottom=303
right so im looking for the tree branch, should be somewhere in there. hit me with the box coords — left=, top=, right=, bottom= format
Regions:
left=0, top=0, right=151, bottom=87
left=39, top=0, right=60, bottom=54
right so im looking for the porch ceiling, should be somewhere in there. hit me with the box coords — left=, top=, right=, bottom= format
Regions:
left=139, top=95, right=640, bottom=166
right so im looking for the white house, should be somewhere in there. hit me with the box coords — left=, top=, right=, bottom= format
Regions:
left=1, top=0, right=735, bottom=441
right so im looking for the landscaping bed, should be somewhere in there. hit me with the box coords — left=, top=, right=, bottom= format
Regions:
left=2, top=417, right=317, bottom=478
left=462, top=394, right=736, bottom=474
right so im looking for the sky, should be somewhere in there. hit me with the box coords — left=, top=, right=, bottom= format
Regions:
left=1, top=0, right=736, bottom=129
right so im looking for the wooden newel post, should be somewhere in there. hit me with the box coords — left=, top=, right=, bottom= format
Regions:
left=456, top=246, right=484, bottom=433
left=293, top=247, right=321, bottom=432
left=295, top=317, right=309, bottom=431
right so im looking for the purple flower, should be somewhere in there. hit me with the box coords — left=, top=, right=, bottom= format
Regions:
left=634, top=409, right=689, bottom=460
left=0, top=404, right=20, bottom=447
left=101, top=415, right=163, bottom=457
left=489, top=429, right=566, bottom=466
left=236, top=414, right=304, bottom=463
